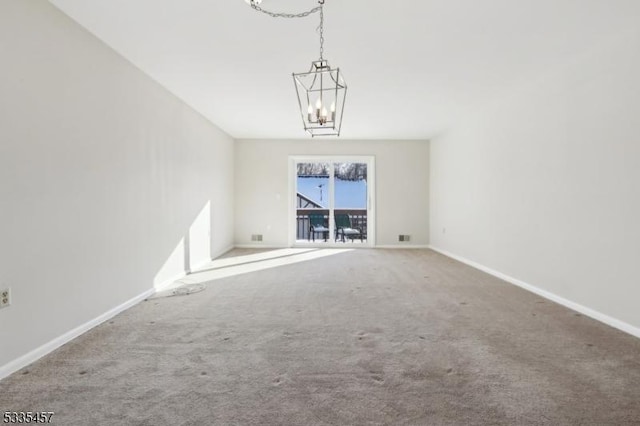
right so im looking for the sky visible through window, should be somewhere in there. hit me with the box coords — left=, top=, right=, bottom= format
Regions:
left=297, top=176, right=367, bottom=209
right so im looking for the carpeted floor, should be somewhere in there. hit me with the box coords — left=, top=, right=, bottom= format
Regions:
left=1, top=249, right=639, bottom=425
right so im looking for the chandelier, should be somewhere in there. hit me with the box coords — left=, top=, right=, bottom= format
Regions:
left=248, top=0, right=347, bottom=137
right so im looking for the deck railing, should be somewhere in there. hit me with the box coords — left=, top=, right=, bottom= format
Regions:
left=296, top=209, right=367, bottom=241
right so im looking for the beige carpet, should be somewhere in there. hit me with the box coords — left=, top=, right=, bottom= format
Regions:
left=1, top=248, right=639, bottom=425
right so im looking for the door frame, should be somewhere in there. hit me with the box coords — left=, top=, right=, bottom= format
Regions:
left=288, top=155, right=376, bottom=248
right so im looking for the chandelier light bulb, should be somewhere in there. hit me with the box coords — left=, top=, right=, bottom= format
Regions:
left=320, top=106, right=328, bottom=125
left=307, top=104, right=313, bottom=122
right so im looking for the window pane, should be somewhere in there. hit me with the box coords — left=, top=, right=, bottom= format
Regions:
left=334, top=162, right=367, bottom=209
left=297, top=162, right=330, bottom=208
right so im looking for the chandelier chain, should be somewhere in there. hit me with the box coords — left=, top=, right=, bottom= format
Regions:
left=250, top=0, right=326, bottom=60
left=250, top=2, right=322, bottom=19
left=319, top=5, right=324, bottom=60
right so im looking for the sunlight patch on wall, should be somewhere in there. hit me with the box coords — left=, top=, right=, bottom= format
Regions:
left=153, top=237, right=185, bottom=290
left=154, top=201, right=213, bottom=290
left=188, top=201, right=211, bottom=271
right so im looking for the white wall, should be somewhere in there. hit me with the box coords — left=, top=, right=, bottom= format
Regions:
left=235, top=139, right=429, bottom=247
left=430, top=29, right=640, bottom=334
left=0, top=0, right=234, bottom=374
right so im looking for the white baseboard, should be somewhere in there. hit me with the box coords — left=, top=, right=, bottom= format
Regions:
left=376, top=244, right=430, bottom=249
left=156, top=245, right=236, bottom=290
left=0, top=288, right=155, bottom=381
left=234, top=244, right=287, bottom=249
left=188, top=259, right=211, bottom=274
left=154, top=271, right=188, bottom=292
left=428, top=245, right=640, bottom=339
left=235, top=244, right=431, bottom=250
left=211, top=245, right=235, bottom=260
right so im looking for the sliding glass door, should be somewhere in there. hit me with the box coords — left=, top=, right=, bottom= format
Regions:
left=290, top=156, right=374, bottom=247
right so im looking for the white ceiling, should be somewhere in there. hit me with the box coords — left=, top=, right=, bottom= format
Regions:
left=49, top=0, right=640, bottom=140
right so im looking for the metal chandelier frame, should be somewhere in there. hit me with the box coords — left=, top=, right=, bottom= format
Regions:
left=248, top=0, right=347, bottom=137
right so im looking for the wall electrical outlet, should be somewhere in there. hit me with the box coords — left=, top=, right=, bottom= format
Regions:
left=0, top=288, right=11, bottom=309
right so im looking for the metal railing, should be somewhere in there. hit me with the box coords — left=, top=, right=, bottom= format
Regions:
left=296, top=209, right=367, bottom=241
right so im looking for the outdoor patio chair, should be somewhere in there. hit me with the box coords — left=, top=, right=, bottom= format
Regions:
left=309, top=213, right=329, bottom=242
left=334, top=213, right=363, bottom=242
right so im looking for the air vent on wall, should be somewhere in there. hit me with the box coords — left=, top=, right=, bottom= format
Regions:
left=251, top=234, right=263, bottom=242
left=398, top=235, right=411, bottom=242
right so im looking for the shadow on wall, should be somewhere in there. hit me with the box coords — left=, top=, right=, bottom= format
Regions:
left=153, top=201, right=213, bottom=290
